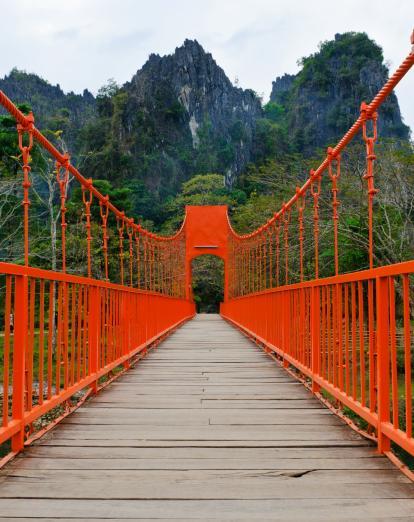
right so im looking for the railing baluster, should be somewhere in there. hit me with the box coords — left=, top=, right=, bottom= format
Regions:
left=376, top=276, right=391, bottom=453
left=11, top=275, right=28, bottom=451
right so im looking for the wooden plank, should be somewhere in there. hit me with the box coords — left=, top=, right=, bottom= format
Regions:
left=105, top=382, right=308, bottom=390
left=116, top=379, right=294, bottom=384
left=36, top=438, right=372, bottom=447
left=85, top=398, right=324, bottom=409
left=5, top=515, right=413, bottom=522
left=3, top=468, right=408, bottom=484
left=44, top=426, right=365, bottom=440
left=22, top=445, right=385, bottom=459
left=72, top=407, right=334, bottom=418
left=8, top=457, right=397, bottom=471
left=89, top=391, right=314, bottom=400
left=2, top=499, right=414, bottom=521
left=0, top=470, right=412, bottom=499
left=62, top=409, right=341, bottom=426
left=90, top=391, right=313, bottom=399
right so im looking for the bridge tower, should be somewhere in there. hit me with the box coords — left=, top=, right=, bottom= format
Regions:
left=184, top=205, right=229, bottom=301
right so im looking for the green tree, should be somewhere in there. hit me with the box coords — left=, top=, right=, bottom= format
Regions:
left=161, top=173, right=245, bottom=233
left=192, top=255, right=224, bottom=313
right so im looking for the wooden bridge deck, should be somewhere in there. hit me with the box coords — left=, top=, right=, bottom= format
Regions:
left=1, top=314, right=414, bottom=521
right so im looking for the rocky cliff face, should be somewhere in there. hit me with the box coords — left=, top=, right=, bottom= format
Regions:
left=0, top=69, right=96, bottom=149
left=122, top=39, right=262, bottom=186
left=270, top=33, right=410, bottom=153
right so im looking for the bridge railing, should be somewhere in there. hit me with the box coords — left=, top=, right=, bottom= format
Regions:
left=222, top=36, right=414, bottom=469
left=0, top=263, right=193, bottom=453
left=0, top=92, right=195, bottom=459
left=222, top=261, right=414, bottom=459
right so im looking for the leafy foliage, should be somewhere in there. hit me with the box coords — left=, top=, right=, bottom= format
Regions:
left=192, top=255, right=224, bottom=313
left=271, top=32, right=410, bottom=153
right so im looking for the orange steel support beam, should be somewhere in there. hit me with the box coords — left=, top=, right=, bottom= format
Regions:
left=184, top=205, right=229, bottom=301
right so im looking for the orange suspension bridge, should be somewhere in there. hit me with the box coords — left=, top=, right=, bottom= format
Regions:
left=0, top=34, right=413, bottom=521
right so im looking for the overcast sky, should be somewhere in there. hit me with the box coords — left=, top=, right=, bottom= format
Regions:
left=1, top=0, right=413, bottom=131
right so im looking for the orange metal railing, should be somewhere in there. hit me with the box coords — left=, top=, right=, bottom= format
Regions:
left=222, top=35, right=414, bottom=467
left=0, top=263, right=193, bottom=453
left=222, top=262, right=414, bottom=458
left=0, top=92, right=195, bottom=459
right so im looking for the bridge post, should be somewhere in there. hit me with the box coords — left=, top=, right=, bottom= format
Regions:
left=376, top=276, right=391, bottom=453
left=88, top=286, right=100, bottom=393
left=122, top=292, right=130, bottom=370
left=282, top=290, right=290, bottom=368
left=185, top=258, right=193, bottom=301
left=11, top=274, right=28, bottom=452
left=311, top=286, right=321, bottom=393
left=184, top=206, right=229, bottom=306
left=223, top=261, right=229, bottom=302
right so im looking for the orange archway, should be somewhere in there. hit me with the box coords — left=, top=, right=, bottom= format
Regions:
left=184, top=205, right=230, bottom=301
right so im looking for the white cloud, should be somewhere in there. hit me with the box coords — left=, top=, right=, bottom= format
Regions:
left=1, top=0, right=413, bottom=129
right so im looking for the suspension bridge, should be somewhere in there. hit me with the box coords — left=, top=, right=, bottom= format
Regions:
left=0, top=36, right=413, bottom=521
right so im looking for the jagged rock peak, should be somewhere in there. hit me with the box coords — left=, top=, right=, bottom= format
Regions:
left=269, top=32, right=409, bottom=151
left=136, top=39, right=233, bottom=91
left=145, top=40, right=213, bottom=65
left=125, top=39, right=262, bottom=185
left=0, top=68, right=96, bottom=150
left=180, top=38, right=208, bottom=54
left=270, top=73, right=295, bottom=100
